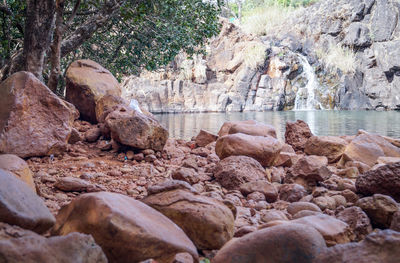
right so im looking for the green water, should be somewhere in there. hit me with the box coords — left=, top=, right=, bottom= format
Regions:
left=155, top=110, right=400, bottom=140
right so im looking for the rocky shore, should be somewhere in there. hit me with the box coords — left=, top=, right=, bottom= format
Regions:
left=1, top=60, right=400, bottom=263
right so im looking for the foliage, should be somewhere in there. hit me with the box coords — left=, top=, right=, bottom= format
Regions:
left=316, top=44, right=356, bottom=74
left=243, top=41, right=267, bottom=69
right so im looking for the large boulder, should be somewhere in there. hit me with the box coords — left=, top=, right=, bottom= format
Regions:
left=218, top=120, right=257, bottom=137
left=105, top=106, right=168, bottom=151
left=0, top=222, right=107, bottom=263
left=52, top=192, right=198, bottom=263
left=228, top=121, right=277, bottom=138
left=215, top=133, right=282, bottom=167
left=285, top=120, right=313, bottom=152
left=212, top=223, right=326, bottom=263
left=0, top=169, right=55, bottom=234
left=356, top=162, right=400, bottom=202
left=314, top=230, right=400, bottom=263
left=65, top=59, right=121, bottom=123
left=0, top=72, right=78, bottom=158
left=304, top=136, right=348, bottom=163
left=0, top=154, right=36, bottom=192
left=213, top=155, right=266, bottom=190
left=142, top=188, right=235, bottom=250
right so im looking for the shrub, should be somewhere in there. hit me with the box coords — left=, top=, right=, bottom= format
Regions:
left=243, top=42, right=268, bottom=69
left=316, top=44, right=356, bottom=74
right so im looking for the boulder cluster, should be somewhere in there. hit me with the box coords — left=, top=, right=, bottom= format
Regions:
left=1, top=61, right=400, bottom=263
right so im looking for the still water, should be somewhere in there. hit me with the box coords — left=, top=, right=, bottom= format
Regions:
left=155, top=110, right=400, bottom=140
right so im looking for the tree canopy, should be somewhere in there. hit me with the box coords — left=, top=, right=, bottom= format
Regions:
left=0, top=0, right=221, bottom=90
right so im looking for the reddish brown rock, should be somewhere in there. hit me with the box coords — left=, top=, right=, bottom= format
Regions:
left=273, top=152, right=300, bottom=167
left=0, top=154, right=36, bottom=192
left=84, top=127, right=101, bottom=142
left=228, top=121, right=277, bottom=138
left=215, top=133, right=282, bottom=167
left=356, top=162, right=400, bottom=202
left=0, top=223, right=107, bottom=263
left=142, top=189, right=234, bottom=250
left=68, top=128, right=83, bottom=144
left=172, top=167, right=200, bottom=185
left=212, top=223, right=326, bottom=263
left=213, top=156, right=266, bottom=190
left=195, top=130, right=218, bottom=147
left=52, top=192, right=198, bottom=263
left=285, top=120, right=313, bottom=152
left=336, top=206, right=372, bottom=241
left=287, top=201, right=322, bottom=216
left=217, top=120, right=257, bottom=137
left=95, top=94, right=127, bottom=123
left=390, top=211, right=400, bottom=231
left=279, top=184, right=308, bottom=202
left=260, top=209, right=288, bottom=223
left=314, top=230, right=400, bottom=263
left=239, top=181, right=278, bottom=203
left=54, top=177, right=104, bottom=192
left=305, top=136, right=348, bottom=163
left=0, top=72, right=78, bottom=158
left=105, top=106, right=168, bottom=151
left=65, top=60, right=121, bottom=123
left=0, top=169, right=55, bottom=234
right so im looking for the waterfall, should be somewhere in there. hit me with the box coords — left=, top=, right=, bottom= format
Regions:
left=294, top=54, right=322, bottom=110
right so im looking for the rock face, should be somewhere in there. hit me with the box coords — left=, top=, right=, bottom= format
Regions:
left=0, top=223, right=107, bottom=263
left=213, top=155, right=266, bottom=190
left=0, top=72, right=78, bottom=158
left=142, top=188, right=235, bottom=250
left=285, top=120, right=313, bottom=152
left=305, top=136, right=348, bottom=163
left=66, top=59, right=121, bottom=123
left=212, top=223, right=326, bottom=263
left=0, top=169, right=55, bottom=234
left=314, top=230, right=400, bottom=263
left=105, top=106, right=168, bottom=151
left=356, top=162, right=400, bottom=202
left=215, top=133, right=282, bottom=167
left=0, top=154, right=36, bottom=192
left=52, top=192, right=198, bottom=263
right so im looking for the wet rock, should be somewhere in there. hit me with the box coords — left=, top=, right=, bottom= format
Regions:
left=314, top=230, right=400, bottom=263
left=287, top=201, right=322, bottom=216
left=213, top=223, right=326, bottom=263
left=0, top=72, right=78, bottom=158
left=0, top=222, right=107, bottom=263
left=239, top=181, right=278, bottom=203
left=228, top=121, right=277, bottom=138
left=336, top=206, right=372, bottom=241
left=213, top=155, right=266, bottom=190
left=279, top=184, right=308, bottom=202
left=215, top=133, right=282, bottom=167
left=172, top=167, right=200, bottom=185
left=65, top=59, right=121, bottom=123
left=0, top=154, right=36, bottom=192
left=0, top=169, right=55, bottom=234
left=285, top=120, right=313, bottom=152
left=54, top=177, right=103, bottom=192
left=304, top=136, right=348, bottom=163
left=143, top=189, right=234, bottom=250
left=356, top=161, right=400, bottom=202
left=195, top=130, right=218, bottom=147
left=52, top=192, right=198, bottom=263
left=105, top=106, right=168, bottom=151
left=356, top=194, right=399, bottom=229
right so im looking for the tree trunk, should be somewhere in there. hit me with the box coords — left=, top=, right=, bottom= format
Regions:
left=22, top=0, right=55, bottom=80
left=48, top=0, right=65, bottom=92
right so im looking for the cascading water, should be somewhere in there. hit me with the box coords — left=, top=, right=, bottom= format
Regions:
left=294, top=54, right=323, bottom=110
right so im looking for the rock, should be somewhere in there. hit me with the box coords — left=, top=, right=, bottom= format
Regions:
left=337, top=206, right=372, bottom=241
left=0, top=169, right=55, bottom=234
left=213, top=156, right=266, bottom=190
left=54, top=177, right=103, bottom=192
left=0, top=72, right=78, bottom=158
left=217, top=120, right=257, bottom=137
left=65, top=59, right=121, bottom=123
left=234, top=226, right=257, bottom=237
left=260, top=209, right=288, bottom=223
left=279, top=184, right=308, bottom=202
left=212, top=223, right=326, bottom=263
left=0, top=154, right=36, bottom=192
left=285, top=155, right=331, bottom=189
left=343, top=22, right=372, bottom=47
left=228, top=121, right=277, bottom=138
left=105, top=106, right=168, bottom=151
left=377, top=156, right=400, bottom=165
left=142, top=189, right=234, bottom=250
left=195, top=130, right=218, bottom=147
left=314, top=230, right=400, bottom=263
left=313, top=196, right=337, bottom=211
left=370, top=0, right=398, bottom=42
left=95, top=94, right=127, bottom=123
left=390, top=211, right=400, bottom=232
left=292, top=210, right=321, bottom=219
left=52, top=192, right=198, bottom=262
left=0, top=222, right=107, bottom=263
left=304, top=136, right=348, bottom=163
left=84, top=127, right=101, bottom=142
left=287, top=201, right=322, bottom=216
left=285, top=120, right=313, bottom=152
left=273, top=152, right=300, bottom=167
left=147, top=180, right=197, bottom=195
left=215, top=133, right=282, bottom=167
left=292, top=214, right=354, bottom=246
left=239, top=181, right=278, bottom=203
left=172, top=167, right=200, bottom=185
left=68, top=128, right=83, bottom=144
left=356, top=162, right=400, bottom=202
left=356, top=194, right=399, bottom=229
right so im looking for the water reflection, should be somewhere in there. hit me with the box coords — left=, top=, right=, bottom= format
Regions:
left=155, top=111, right=400, bottom=140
